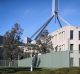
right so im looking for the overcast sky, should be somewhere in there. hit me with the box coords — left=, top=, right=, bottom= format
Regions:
left=0, top=0, right=80, bottom=42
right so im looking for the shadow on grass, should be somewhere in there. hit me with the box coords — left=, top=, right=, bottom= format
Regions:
left=0, top=67, right=80, bottom=74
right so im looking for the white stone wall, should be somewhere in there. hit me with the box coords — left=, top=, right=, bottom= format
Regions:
left=50, top=26, right=69, bottom=52
left=50, top=25, right=80, bottom=67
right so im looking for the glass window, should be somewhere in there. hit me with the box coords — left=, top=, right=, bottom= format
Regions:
left=59, top=33, right=61, bottom=41
left=70, top=58, right=73, bottom=67
left=59, top=46, right=61, bottom=51
left=79, top=58, right=80, bottom=66
left=79, top=31, right=80, bottom=40
left=70, top=44, right=73, bottom=53
left=62, top=31, right=65, bottom=40
left=55, top=45, right=58, bottom=52
left=79, top=44, right=80, bottom=53
left=62, top=44, right=65, bottom=50
left=70, top=30, right=73, bottom=40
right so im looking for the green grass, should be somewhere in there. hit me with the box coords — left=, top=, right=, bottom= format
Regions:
left=1, top=67, right=80, bottom=74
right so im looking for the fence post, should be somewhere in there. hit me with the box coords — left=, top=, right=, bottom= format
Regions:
left=30, top=64, right=33, bottom=71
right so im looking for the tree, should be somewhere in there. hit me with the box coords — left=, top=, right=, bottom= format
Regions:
left=36, top=35, right=53, bottom=54
left=26, top=35, right=53, bottom=56
left=3, top=23, right=23, bottom=60
left=24, top=29, right=53, bottom=58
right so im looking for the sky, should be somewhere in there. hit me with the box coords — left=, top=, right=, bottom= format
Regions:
left=0, top=0, right=80, bottom=42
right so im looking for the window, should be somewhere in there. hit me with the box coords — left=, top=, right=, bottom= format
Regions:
left=79, top=58, right=80, bottom=66
left=70, top=58, right=73, bottom=67
left=62, top=44, right=65, bottom=50
left=55, top=45, right=58, bottom=52
left=79, top=31, right=80, bottom=40
left=70, top=44, right=73, bottom=53
left=62, top=31, right=65, bottom=40
left=70, top=30, right=73, bottom=40
left=55, top=34, right=57, bottom=43
left=79, top=44, right=80, bottom=53
left=59, top=46, right=61, bottom=51
left=59, top=32, right=61, bottom=41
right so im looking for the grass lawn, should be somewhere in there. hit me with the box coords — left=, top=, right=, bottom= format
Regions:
left=0, top=67, right=80, bottom=74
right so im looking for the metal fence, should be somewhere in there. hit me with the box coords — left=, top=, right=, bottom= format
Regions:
left=0, top=60, right=18, bottom=67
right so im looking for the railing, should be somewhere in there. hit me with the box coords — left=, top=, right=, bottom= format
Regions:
left=0, top=60, right=18, bottom=67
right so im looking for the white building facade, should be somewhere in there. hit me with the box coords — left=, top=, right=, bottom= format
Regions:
left=50, top=25, right=80, bottom=67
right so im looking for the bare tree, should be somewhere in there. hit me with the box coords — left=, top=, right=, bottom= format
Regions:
left=3, top=23, right=23, bottom=60
left=26, top=35, right=53, bottom=55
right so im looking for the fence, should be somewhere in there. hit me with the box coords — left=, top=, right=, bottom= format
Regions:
left=0, top=60, right=18, bottom=67
left=18, top=51, right=70, bottom=68
left=0, top=51, right=70, bottom=68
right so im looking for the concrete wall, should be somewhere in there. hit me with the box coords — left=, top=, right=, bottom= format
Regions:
left=38, top=51, right=69, bottom=68
left=18, top=57, right=33, bottom=67
left=18, top=51, right=70, bottom=68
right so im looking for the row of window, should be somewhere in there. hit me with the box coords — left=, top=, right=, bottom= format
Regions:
left=53, top=44, right=80, bottom=52
left=70, top=30, right=80, bottom=40
left=52, top=31, right=65, bottom=45
left=70, top=44, right=80, bottom=53
left=53, top=44, right=65, bottom=52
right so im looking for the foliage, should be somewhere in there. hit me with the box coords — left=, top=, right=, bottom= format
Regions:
left=36, top=35, right=53, bottom=54
left=3, top=23, right=23, bottom=60
left=24, top=29, right=53, bottom=59
left=25, top=34, right=53, bottom=59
